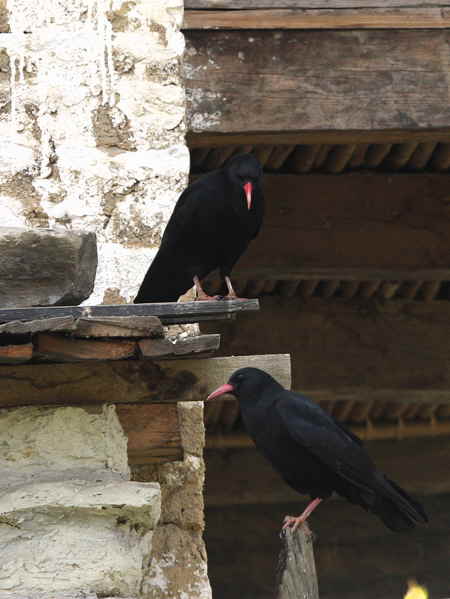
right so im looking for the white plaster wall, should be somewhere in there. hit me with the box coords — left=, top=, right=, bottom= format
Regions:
left=0, top=0, right=189, bottom=304
left=0, top=404, right=130, bottom=487
left=0, top=404, right=161, bottom=597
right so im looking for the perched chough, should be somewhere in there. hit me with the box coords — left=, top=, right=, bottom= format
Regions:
left=134, top=153, right=264, bottom=303
left=208, top=368, right=428, bottom=533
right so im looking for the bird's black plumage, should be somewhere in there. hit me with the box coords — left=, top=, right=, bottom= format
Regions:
left=209, top=368, right=428, bottom=532
left=134, top=153, right=264, bottom=303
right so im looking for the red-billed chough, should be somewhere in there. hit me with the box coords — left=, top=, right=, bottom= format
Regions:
left=134, top=153, right=264, bottom=303
left=208, top=367, right=428, bottom=533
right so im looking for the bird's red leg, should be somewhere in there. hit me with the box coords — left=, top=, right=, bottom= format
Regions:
left=282, top=498, right=323, bottom=533
left=221, top=276, right=249, bottom=301
left=193, top=276, right=220, bottom=301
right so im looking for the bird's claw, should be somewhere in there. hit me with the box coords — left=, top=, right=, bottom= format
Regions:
left=281, top=515, right=312, bottom=536
left=282, top=515, right=303, bottom=532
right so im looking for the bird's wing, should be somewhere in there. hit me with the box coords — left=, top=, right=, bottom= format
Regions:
left=276, top=391, right=376, bottom=496
left=159, top=184, right=203, bottom=248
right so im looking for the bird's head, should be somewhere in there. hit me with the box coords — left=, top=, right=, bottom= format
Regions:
left=207, top=367, right=281, bottom=405
left=225, top=153, right=263, bottom=212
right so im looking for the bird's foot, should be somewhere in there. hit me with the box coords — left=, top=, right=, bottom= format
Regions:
left=281, top=515, right=312, bottom=535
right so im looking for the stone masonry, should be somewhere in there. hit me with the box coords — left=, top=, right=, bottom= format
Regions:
left=0, top=0, right=189, bottom=305
left=0, top=1, right=212, bottom=597
left=134, top=402, right=212, bottom=599
left=0, top=404, right=161, bottom=597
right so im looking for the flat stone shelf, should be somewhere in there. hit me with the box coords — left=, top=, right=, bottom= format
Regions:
left=0, top=300, right=259, bottom=365
left=0, top=299, right=259, bottom=325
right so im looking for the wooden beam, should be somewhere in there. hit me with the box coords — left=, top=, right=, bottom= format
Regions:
left=205, top=436, right=450, bottom=505
left=69, top=316, right=164, bottom=338
left=0, top=343, right=33, bottom=364
left=35, top=334, right=137, bottom=362
left=0, top=353, right=290, bottom=407
left=187, top=130, right=450, bottom=148
left=185, top=0, right=450, bottom=7
left=0, top=299, right=259, bottom=326
left=184, top=8, right=450, bottom=30
left=206, top=420, right=450, bottom=446
left=201, top=298, right=450, bottom=392
left=231, top=174, right=450, bottom=280
left=185, top=30, right=450, bottom=134
left=138, top=334, right=220, bottom=359
left=117, top=404, right=182, bottom=464
left=0, top=316, right=76, bottom=335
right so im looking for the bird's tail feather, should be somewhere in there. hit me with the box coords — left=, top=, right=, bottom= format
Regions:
left=373, top=472, right=428, bottom=532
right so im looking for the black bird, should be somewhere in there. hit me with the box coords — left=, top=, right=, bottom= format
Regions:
left=208, top=368, right=428, bottom=533
left=134, top=153, right=264, bottom=303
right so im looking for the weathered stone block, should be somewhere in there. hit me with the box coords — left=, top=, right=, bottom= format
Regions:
left=0, top=227, right=97, bottom=307
left=0, top=404, right=129, bottom=488
left=142, top=524, right=211, bottom=599
left=0, top=479, right=161, bottom=596
left=0, top=0, right=8, bottom=33
left=178, top=401, right=205, bottom=457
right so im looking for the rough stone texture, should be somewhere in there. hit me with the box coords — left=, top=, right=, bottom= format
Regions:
left=0, top=403, right=162, bottom=596
left=0, top=404, right=129, bottom=488
left=0, top=226, right=97, bottom=307
left=0, top=0, right=189, bottom=304
left=178, top=401, right=205, bottom=457
left=0, top=480, right=160, bottom=597
left=134, top=401, right=212, bottom=599
left=6, top=595, right=138, bottom=599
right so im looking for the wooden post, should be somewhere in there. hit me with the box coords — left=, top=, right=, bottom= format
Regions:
left=276, top=527, right=319, bottom=599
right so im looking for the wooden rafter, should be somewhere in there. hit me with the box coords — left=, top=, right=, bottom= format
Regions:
left=184, top=8, right=450, bottom=30
left=185, top=30, right=450, bottom=134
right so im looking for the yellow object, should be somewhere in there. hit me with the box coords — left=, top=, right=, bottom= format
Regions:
left=404, top=580, right=428, bottom=599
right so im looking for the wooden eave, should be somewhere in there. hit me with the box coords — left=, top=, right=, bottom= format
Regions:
left=0, top=300, right=265, bottom=465
left=184, top=26, right=450, bottom=136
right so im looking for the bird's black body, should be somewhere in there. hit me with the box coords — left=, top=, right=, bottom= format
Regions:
left=220, top=368, right=428, bottom=532
left=134, top=154, right=264, bottom=303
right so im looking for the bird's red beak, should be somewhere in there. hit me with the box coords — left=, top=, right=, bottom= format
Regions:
left=243, top=181, right=252, bottom=210
left=207, top=383, right=235, bottom=400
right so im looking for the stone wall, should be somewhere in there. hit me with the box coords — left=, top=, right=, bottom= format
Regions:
left=0, top=400, right=212, bottom=598
left=134, top=402, right=212, bottom=599
left=0, top=404, right=161, bottom=598
left=0, top=2, right=211, bottom=597
left=0, top=0, right=189, bottom=305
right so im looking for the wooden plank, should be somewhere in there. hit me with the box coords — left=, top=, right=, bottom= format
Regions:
left=0, top=299, right=259, bottom=326
left=186, top=0, right=450, bottom=7
left=35, top=334, right=137, bottom=362
left=187, top=130, right=450, bottom=148
left=0, top=316, right=75, bottom=335
left=276, top=528, right=319, bottom=599
left=232, top=174, right=450, bottom=280
left=116, top=404, right=182, bottom=464
left=201, top=297, right=450, bottom=393
left=207, top=420, right=450, bottom=445
left=138, top=334, right=220, bottom=359
left=70, top=316, right=164, bottom=338
left=184, top=8, right=450, bottom=30
left=0, top=354, right=291, bottom=407
left=185, top=30, right=450, bottom=133
left=205, top=437, right=450, bottom=505
left=0, top=344, right=33, bottom=364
